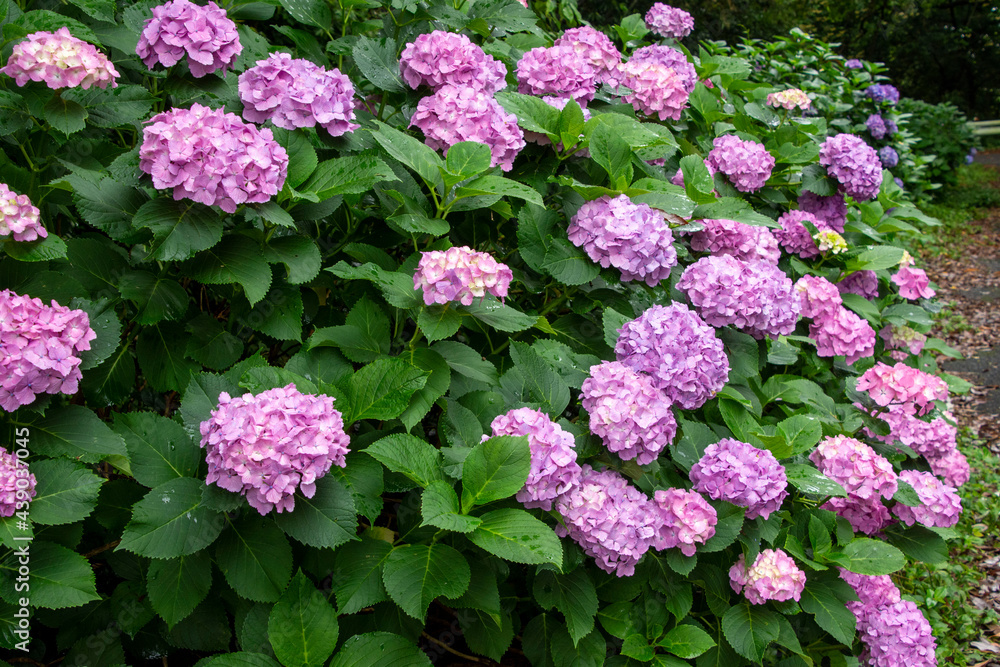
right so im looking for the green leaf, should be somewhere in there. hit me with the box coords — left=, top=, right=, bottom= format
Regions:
left=43, top=95, right=87, bottom=135
left=27, top=458, right=103, bottom=526
left=133, top=199, right=224, bottom=262
left=330, top=632, right=432, bottom=667
left=327, top=452, right=384, bottom=525
left=195, top=653, right=282, bottom=667
left=113, top=412, right=202, bottom=488
left=784, top=463, right=847, bottom=497
left=457, top=175, right=544, bottom=206
left=799, top=580, right=856, bottom=646
left=301, top=154, right=398, bottom=199
left=432, top=341, right=499, bottom=384
left=344, top=358, right=428, bottom=423
left=533, top=569, right=598, bottom=647
left=680, top=155, right=716, bottom=204
left=801, top=163, right=837, bottom=197
left=721, top=602, right=780, bottom=663
left=658, top=625, right=716, bottom=659
left=352, top=36, right=405, bottom=93
left=3, top=233, right=68, bottom=262
left=264, top=236, right=322, bottom=285
left=0, top=542, right=98, bottom=609
left=421, top=481, right=481, bottom=533
left=700, top=502, right=745, bottom=553
left=274, top=476, right=357, bottom=549
left=501, top=341, right=571, bottom=415
left=446, top=141, right=492, bottom=179
left=460, top=435, right=531, bottom=511
left=467, top=0, right=537, bottom=33
left=365, top=433, right=445, bottom=487
left=845, top=246, right=906, bottom=272
left=418, top=305, right=462, bottom=342
left=310, top=324, right=386, bottom=364
left=884, top=524, right=948, bottom=565
left=118, top=477, right=224, bottom=558
left=382, top=544, right=471, bottom=619
left=65, top=175, right=148, bottom=242
left=461, top=296, right=538, bottom=332
left=331, top=538, right=393, bottom=614
left=147, top=551, right=212, bottom=628
left=14, top=405, right=127, bottom=463
left=371, top=121, right=445, bottom=185
left=62, top=84, right=155, bottom=128
left=467, top=508, right=562, bottom=566
left=277, top=0, right=331, bottom=28
left=779, top=415, right=823, bottom=456
left=10, top=9, right=101, bottom=44
left=186, top=236, right=273, bottom=306
left=247, top=284, right=304, bottom=341
left=542, top=238, right=600, bottom=285
left=495, top=91, right=560, bottom=135
left=274, top=129, right=318, bottom=189
left=268, top=571, right=339, bottom=667
left=327, top=261, right=421, bottom=309
left=118, top=270, right=189, bottom=324
left=399, top=347, right=451, bottom=432
left=137, top=321, right=200, bottom=392
left=839, top=538, right=905, bottom=575
left=0, top=90, right=31, bottom=135
left=81, top=341, right=136, bottom=406
left=217, top=516, right=293, bottom=603
left=590, top=123, right=634, bottom=185
left=517, top=204, right=556, bottom=271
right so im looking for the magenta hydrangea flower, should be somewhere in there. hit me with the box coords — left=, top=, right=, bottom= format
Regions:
left=581, top=361, right=677, bottom=464
left=620, top=59, right=689, bottom=121
left=410, top=84, right=525, bottom=171
left=892, top=265, right=935, bottom=300
left=795, top=275, right=843, bottom=320
left=567, top=195, right=678, bottom=286
left=136, top=0, right=241, bottom=78
left=798, top=191, right=848, bottom=232
left=399, top=30, right=507, bottom=94
left=687, top=218, right=781, bottom=264
left=856, top=362, right=949, bottom=416
left=880, top=324, right=926, bottom=361
left=0, top=289, right=96, bottom=412
left=858, top=600, right=937, bottom=667
left=413, top=246, right=512, bottom=306
left=554, top=26, right=622, bottom=86
left=690, top=439, right=788, bottom=519
left=1, top=27, right=118, bottom=90
left=819, top=133, right=883, bottom=201
left=523, top=96, right=592, bottom=151
left=678, top=255, right=800, bottom=340
left=0, top=447, right=36, bottom=518
left=239, top=53, right=358, bottom=136
left=555, top=465, right=658, bottom=576
left=767, top=88, right=810, bottom=111
left=0, top=185, right=47, bottom=242
left=517, top=45, right=598, bottom=103
left=629, top=45, right=697, bottom=92
left=809, top=305, right=876, bottom=364
left=893, top=469, right=961, bottom=528
left=200, top=384, right=349, bottom=514
left=809, top=435, right=897, bottom=500
left=706, top=135, right=775, bottom=193
left=927, top=446, right=970, bottom=487
left=729, top=549, right=806, bottom=604
left=140, top=104, right=288, bottom=214
left=614, top=303, right=729, bottom=410
left=651, top=488, right=716, bottom=556
left=644, top=3, right=694, bottom=39
left=775, top=210, right=826, bottom=258
left=487, top=408, right=581, bottom=511
left=837, top=270, right=879, bottom=300
left=823, top=495, right=892, bottom=535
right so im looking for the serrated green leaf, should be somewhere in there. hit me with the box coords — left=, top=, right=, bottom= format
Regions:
left=460, top=435, right=530, bottom=511
left=784, top=463, right=848, bottom=497
left=422, top=481, right=481, bottom=533
left=0, top=542, right=98, bottom=609
left=137, top=321, right=200, bottom=392
left=330, top=632, right=432, bottom=667
left=274, top=476, right=357, bottom=549
left=382, top=544, right=471, bottom=619
left=12, top=405, right=126, bottom=463
left=133, top=199, right=224, bottom=262
left=43, top=95, right=87, bottom=135
left=302, top=154, right=398, bottom=199
left=147, top=551, right=212, bottom=628
left=457, top=175, right=544, bottom=206
left=118, top=477, right=224, bottom=558
left=344, top=358, right=428, bottom=423
left=268, top=571, right=338, bottom=667
left=461, top=296, right=538, bottom=332
left=467, top=508, right=562, bottom=566
left=658, top=625, right=716, bottom=659
left=799, top=580, right=855, bottom=645
left=186, top=236, right=273, bottom=306
left=217, top=516, right=293, bottom=603
left=264, top=236, right=321, bottom=285
left=352, top=36, right=405, bottom=93
left=331, top=538, right=393, bottom=615
left=366, top=433, right=445, bottom=487
left=721, top=602, right=779, bottom=663
left=839, top=538, right=905, bottom=575
left=533, top=569, right=598, bottom=647
left=27, top=458, right=103, bottom=526
left=118, top=270, right=189, bottom=324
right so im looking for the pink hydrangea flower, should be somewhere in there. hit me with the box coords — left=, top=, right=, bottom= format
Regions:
left=554, top=26, right=622, bottom=86
left=614, top=303, right=729, bottom=410
left=0, top=289, right=96, bottom=411
left=867, top=405, right=956, bottom=458
left=413, top=246, right=512, bottom=306
left=690, top=438, right=788, bottom=519
left=0, top=184, right=47, bottom=242
left=838, top=270, right=880, bottom=300
left=927, top=446, right=970, bottom=487
left=136, top=0, right=241, bottom=78
left=487, top=408, right=581, bottom=511
left=687, top=218, right=780, bottom=264
left=856, top=362, right=949, bottom=416
left=767, top=88, right=811, bottom=111
left=809, top=435, right=897, bottom=501
left=706, top=135, right=775, bottom=193
left=140, top=104, right=288, bottom=214
left=892, top=265, right=935, bottom=300
left=239, top=53, right=359, bottom=136
left=399, top=30, right=507, bottom=94
left=819, top=133, right=883, bottom=201
left=892, top=469, right=961, bottom=528
left=651, top=488, right=716, bottom=556
left=795, top=275, right=843, bottom=320
left=0, top=447, right=36, bottom=518
left=858, top=600, right=938, bottom=667
left=620, top=59, right=689, bottom=121
left=776, top=210, right=827, bottom=258
left=839, top=569, right=901, bottom=612
left=410, top=84, right=525, bottom=171
left=809, top=305, right=876, bottom=364
left=581, top=361, right=677, bottom=464
left=823, top=495, right=893, bottom=535
left=798, top=191, right=847, bottom=232
left=1, top=27, right=118, bottom=89
left=644, top=3, right=694, bottom=39
left=630, top=45, right=697, bottom=92
left=880, top=324, right=926, bottom=361
left=729, top=549, right=806, bottom=604
left=517, top=45, right=598, bottom=103
left=567, top=195, right=678, bottom=286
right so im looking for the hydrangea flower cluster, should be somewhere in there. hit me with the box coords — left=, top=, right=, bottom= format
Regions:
left=729, top=549, right=806, bottom=604
left=825, top=495, right=892, bottom=535
left=690, top=438, right=788, bottom=519
left=879, top=146, right=899, bottom=168
left=809, top=306, right=877, bottom=364
left=620, top=60, right=689, bottom=121
left=846, top=59, right=863, bottom=69
left=644, top=3, right=695, bottom=38
left=410, top=85, right=525, bottom=171
left=399, top=31, right=507, bottom=94
left=678, top=255, right=800, bottom=340
left=928, top=447, right=970, bottom=488
left=0, top=289, right=96, bottom=411
left=136, top=0, right=241, bottom=78
left=838, top=270, right=879, bottom=300
left=839, top=569, right=901, bottom=617
left=614, top=303, right=730, bottom=410
left=809, top=435, right=898, bottom=500
left=140, top=104, right=288, bottom=214
left=798, top=191, right=848, bottom=232
left=0, top=184, right=47, bottom=242
left=487, top=408, right=581, bottom=511
left=816, top=229, right=848, bottom=254
left=766, top=88, right=810, bottom=110
left=859, top=600, right=938, bottom=667
left=630, top=45, right=697, bottom=92
left=869, top=406, right=956, bottom=458
left=554, top=26, right=622, bottom=86
left=239, top=53, right=358, bottom=136
left=687, top=218, right=780, bottom=264
left=2, top=27, right=119, bottom=90
left=523, top=97, right=592, bottom=151
left=892, top=265, right=935, bottom=300
left=199, top=384, right=350, bottom=514
left=516, top=45, right=598, bottom=103
left=581, top=361, right=677, bottom=465
left=705, top=135, right=775, bottom=193
left=776, top=210, right=827, bottom=258
left=0, top=448, right=36, bottom=518
left=892, top=470, right=961, bottom=528
left=866, top=83, right=901, bottom=105
left=856, top=362, right=949, bottom=415
left=413, top=246, right=513, bottom=306
left=650, top=488, right=717, bottom=556
left=880, top=324, right=927, bottom=360
left=795, top=275, right=842, bottom=319
left=567, top=195, right=678, bottom=285
left=819, top=133, right=883, bottom=201
left=866, top=114, right=888, bottom=140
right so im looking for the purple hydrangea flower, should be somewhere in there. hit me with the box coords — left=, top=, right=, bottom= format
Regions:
left=871, top=406, right=956, bottom=458
left=2, top=27, right=118, bottom=89
left=410, top=84, right=525, bottom=171
left=809, top=305, right=876, bottom=364
left=892, top=265, right=935, bottom=300
left=200, top=384, right=350, bottom=514
left=706, top=135, right=775, bottom=193
left=688, top=218, right=781, bottom=264
left=837, top=270, right=879, bottom=300
left=823, top=495, right=893, bottom=535
left=517, top=45, right=598, bottom=103
left=630, top=45, right=697, bottom=92
left=614, top=303, right=729, bottom=410
left=927, top=446, right=970, bottom=488
left=893, top=469, right=961, bottom=528
left=0, top=447, right=36, bottom=518
left=866, top=83, right=900, bottom=105
left=798, top=191, right=848, bottom=232
left=776, top=210, right=827, bottom=259
left=866, top=114, right=888, bottom=140
left=554, top=26, right=622, bottom=86
left=140, top=104, right=288, bottom=213
left=794, top=275, right=843, bottom=320
left=839, top=569, right=901, bottom=612
left=678, top=255, right=800, bottom=340
left=879, top=324, right=927, bottom=361
left=879, top=146, right=899, bottom=168
left=809, top=435, right=897, bottom=500
left=413, top=246, right=512, bottom=306
left=651, top=488, right=716, bottom=556
left=620, top=60, right=689, bottom=121
left=845, top=59, right=863, bottom=69
left=859, top=600, right=938, bottom=667
left=567, top=195, right=678, bottom=286
left=644, top=3, right=695, bottom=39
left=136, top=0, right=241, bottom=78
left=581, top=361, right=677, bottom=464
left=885, top=119, right=898, bottom=136
left=819, top=133, right=883, bottom=201
left=0, top=184, right=47, bottom=242
left=487, top=408, right=581, bottom=511
left=766, top=88, right=810, bottom=111
left=690, top=438, right=788, bottom=519
left=856, top=362, right=949, bottom=416
left=0, top=289, right=96, bottom=411
left=399, top=30, right=507, bottom=94
left=729, top=549, right=806, bottom=604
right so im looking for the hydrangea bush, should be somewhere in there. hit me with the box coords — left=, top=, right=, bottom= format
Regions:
left=0, top=0, right=970, bottom=664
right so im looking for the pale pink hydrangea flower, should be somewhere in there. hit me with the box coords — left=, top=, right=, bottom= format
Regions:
left=687, top=218, right=780, bottom=264
left=856, top=362, right=949, bottom=416
left=644, top=3, right=694, bottom=39
left=809, top=305, right=876, bottom=364
left=136, top=0, right=241, bottom=78
left=892, top=265, right=935, bottom=300
left=880, top=324, right=927, bottom=361
left=892, top=469, right=961, bottom=528
left=1, top=27, right=118, bottom=89
left=706, top=135, right=775, bottom=193
left=554, top=26, right=622, bottom=86
left=729, top=549, right=806, bottom=604
left=766, top=88, right=811, bottom=110
left=630, top=45, right=697, bottom=92
left=413, top=246, right=513, bottom=306
left=927, top=446, right=970, bottom=487
left=651, top=488, right=716, bottom=556
left=795, top=275, right=842, bottom=320
left=0, top=185, right=47, bottom=242
left=620, top=59, right=690, bottom=121
left=516, top=45, right=598, bottom=103
left=839, top=569, right=901, bottom=616
left=690, top=438, right=788, bottom=519
left=399, top=30, right=507, bottom=94
left=809, top=435, right=897, bottom=501
left=819, top=133, right=883, bottom=201
left=823, top=495, right=893, bottom=535
left=0, top=447, right=36, bottom=517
